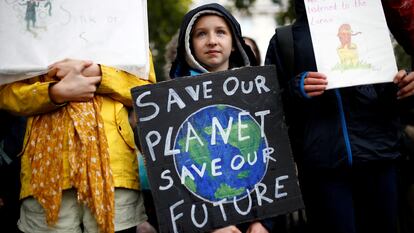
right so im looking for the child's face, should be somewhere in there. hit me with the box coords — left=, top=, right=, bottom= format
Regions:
left=191, top=15, right=233, bottom=72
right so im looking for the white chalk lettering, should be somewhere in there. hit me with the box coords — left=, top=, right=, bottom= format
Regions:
left=211, top=117, right=233, bottom=145
left=180, top=166, right=195, bottom=185
left=255, top=183, right=274, bottom=206
left=170, top=199, right=184, bottom=233
left=263, top=147, right=276, bottom=163
left=238, top=111, right=250, bottom=141
left=211, top=158, right=222, bottom=176
left=223, top=77, right=239, bottom=96
left=247, top=152, right=258, bottom=165
left=275, top=175, right=289, bottom=198
left=203, top=81, right=213, bottom=98
left=233, top=189, right=252, bottom=215
left=136, top=91, right=160, bottom=122
left=241, top=80, right=254, bottom=94
left=159, top=169, right=173, bottom=191
left=185, top=85, right=200, bottom=101
left=230, top=155, right=245, bottom=170
left=185, top=122, right=204, bottom=152
left=213, top=199, right=228, bottom=221
left=255, top=110, right=270, bottom=137
left=255, top=75, right=271, bottom=94
left=167, top=89, right=186, bottom=112
left=191, top=163, right=207, bottom=178
left=165, top=127, right=180, bottom=156
left=191, top=204, right=208, bottom=228
left=145, top=131, right=161, bottom=162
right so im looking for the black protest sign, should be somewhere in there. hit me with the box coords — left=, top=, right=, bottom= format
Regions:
left=131, top=66, right=304, bottom=233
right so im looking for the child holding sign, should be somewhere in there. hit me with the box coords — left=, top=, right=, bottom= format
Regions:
left=169, top=3, right=271, bottom=233
left=0, top=57, right=156, bottom=233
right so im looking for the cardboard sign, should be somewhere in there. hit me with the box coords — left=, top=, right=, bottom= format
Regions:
left=304, top=0, right=397, bottom=89
left=131, top=66, right=304, bottom=233
left=0, top=0, right=149, bottom=84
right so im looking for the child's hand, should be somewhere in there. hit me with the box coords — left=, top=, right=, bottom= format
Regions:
left=303, top=71, right=328, bottom=97
left=48, top=59, right=101, bottom=78
left=394, top=70, right=414, bottom=99
left=211, top=225, right=241, bottom=233
left=49, top=61, right=101, bottom=104
left=246, top=221, right=268, bottom=233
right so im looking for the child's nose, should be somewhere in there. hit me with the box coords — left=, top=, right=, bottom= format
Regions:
left=207, top=35, right=218, bottom=45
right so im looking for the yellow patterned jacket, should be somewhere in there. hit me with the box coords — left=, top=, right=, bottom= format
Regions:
left=0, top=58, right=156, bottom=199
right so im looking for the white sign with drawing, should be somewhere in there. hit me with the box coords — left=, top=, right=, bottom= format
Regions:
left=304, top=0, right=397, bottom=89
left=0, top=0, right=149, bottom=84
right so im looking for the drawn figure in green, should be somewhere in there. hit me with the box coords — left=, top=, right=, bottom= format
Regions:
left=22, top=0, right=39, bottom=30
left=44, top=0, right=52, bottom=16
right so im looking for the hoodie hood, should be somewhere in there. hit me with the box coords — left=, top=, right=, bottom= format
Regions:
left=170, top=3, right=257, bottom=78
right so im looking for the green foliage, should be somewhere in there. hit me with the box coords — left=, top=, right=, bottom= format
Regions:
left=331, top=61, right=372, bottom=72
left=275, top=0, right=295, bottom=25
left=148, top=0, right=192, bottom=81
left=231, top=0, right=256, bottom=11
left=394, top=44, right=412, bottom=70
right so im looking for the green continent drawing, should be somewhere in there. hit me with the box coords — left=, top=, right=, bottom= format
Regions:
left=174, top=105, right=268, bottom=202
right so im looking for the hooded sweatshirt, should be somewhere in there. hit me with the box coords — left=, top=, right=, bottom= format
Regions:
left=169, top=3, right=257, bottom=79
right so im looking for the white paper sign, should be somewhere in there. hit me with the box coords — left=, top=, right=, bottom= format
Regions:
left=304, top=0, right=397, bottom=89
left=0, top=0, right=149, bottom=84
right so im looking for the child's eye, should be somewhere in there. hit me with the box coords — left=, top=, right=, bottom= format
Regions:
left=195, top=31, right=207, bottom=38
left=217, top=30, right=227, bottom=36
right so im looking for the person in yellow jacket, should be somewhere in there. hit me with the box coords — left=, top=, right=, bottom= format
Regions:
left=0, top=56, right=157, bottom=233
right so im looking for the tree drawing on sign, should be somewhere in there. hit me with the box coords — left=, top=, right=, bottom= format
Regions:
left=333, top=23, right=372, bottom=71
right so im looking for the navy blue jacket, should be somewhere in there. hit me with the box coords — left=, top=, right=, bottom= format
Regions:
left=265, top=0, right=411, bottom=169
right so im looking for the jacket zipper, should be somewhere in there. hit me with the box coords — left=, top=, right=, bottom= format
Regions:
left=335, top=89, right=353, bottom=165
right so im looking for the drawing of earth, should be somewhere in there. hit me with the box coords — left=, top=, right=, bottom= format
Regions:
left=173, top=104, right=268, bottom=203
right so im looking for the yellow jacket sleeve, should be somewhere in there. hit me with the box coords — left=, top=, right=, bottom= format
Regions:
left=0, top=78, right=62, bottom=116
left=97, top=52, right=157, bottom=107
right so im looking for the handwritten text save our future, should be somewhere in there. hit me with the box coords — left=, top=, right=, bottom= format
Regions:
left=135, top=74, right=291, bottom=232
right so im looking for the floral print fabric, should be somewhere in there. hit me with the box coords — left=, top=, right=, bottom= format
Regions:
left=26, top=96, right=114, bottom=233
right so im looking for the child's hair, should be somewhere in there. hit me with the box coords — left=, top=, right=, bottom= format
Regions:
left=170, top=3, right=257, bottom=78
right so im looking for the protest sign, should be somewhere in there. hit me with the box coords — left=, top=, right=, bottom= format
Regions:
left=131, top=66, right=304, bottom=233
left=304, top=0, right=397, bottom=89
left=0, top=0, right=149, bottom=84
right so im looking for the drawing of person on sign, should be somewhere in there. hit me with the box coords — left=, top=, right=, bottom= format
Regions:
left=18, top=0, right=52, bottom=37
left=21, top=0, right=39, bottom=31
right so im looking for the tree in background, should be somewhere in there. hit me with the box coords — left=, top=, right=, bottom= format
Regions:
left=148, top=0, right=192, bottom=81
